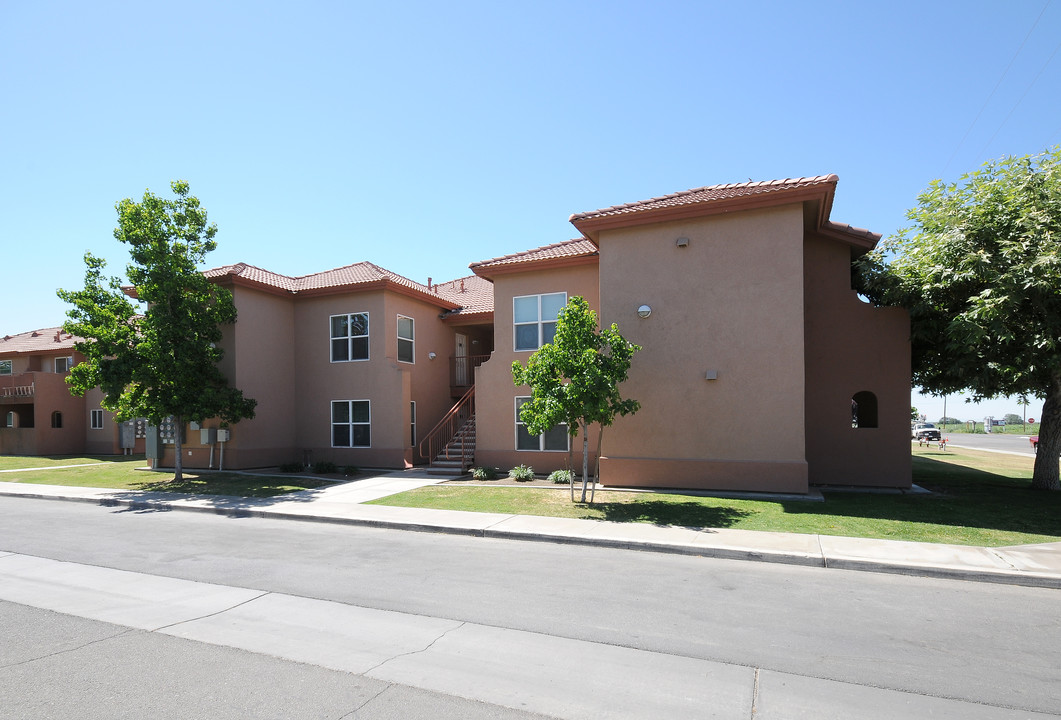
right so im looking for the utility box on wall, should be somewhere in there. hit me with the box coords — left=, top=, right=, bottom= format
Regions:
left=200, top=428, right=217, bottom=445
left=145, top=426, right=160, bottom=460
left=217, top=428, right=230, bottom=442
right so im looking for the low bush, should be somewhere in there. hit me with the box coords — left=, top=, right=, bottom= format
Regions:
left=472, top=466, right=499, bottom=480
left=509, top=464, right=535, bottom=482
left=342, top=465, right=359, bottom=476
left=548, top=469, right=574, bottom=484
left=312, top=461, right=338, bottom=474
left=279, top=461, right=305, bottom=473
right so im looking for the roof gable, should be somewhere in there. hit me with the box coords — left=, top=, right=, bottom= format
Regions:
left=570, top=175, right=880, bottom=251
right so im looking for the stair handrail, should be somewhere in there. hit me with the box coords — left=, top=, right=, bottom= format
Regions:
left=418, top=385, right=476, bottom=470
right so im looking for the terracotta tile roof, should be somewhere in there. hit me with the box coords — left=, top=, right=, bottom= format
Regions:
left=0, top=326, right=78, bottom=356
left=569, top=175, right=839, bottom=223
left=203, top=261, right=460, bottom=309
left=431, top=274, right=494, bottom=317
left=203, top=263, right=298, bottom=292
left=470, top=239, right=598, bottom=277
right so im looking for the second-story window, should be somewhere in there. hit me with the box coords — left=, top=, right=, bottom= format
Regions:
left=55, top=356, right=74, bottom=373
left=331, top=313, right=369, bottom=362
left=513, top=292, right=567, bottom=351
left=397, top=316, right=414, bottom=363
left=0, top=360, right=11, bottom=375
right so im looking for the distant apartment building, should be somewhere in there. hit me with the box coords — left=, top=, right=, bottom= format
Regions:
left=0, top=175, right=910, bottom=492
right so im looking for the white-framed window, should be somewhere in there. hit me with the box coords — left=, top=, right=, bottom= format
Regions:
left=513, top=293, right=566, bottom=351
left=90, top=409, right=104, bottom=430
left=55, top=356, right=74, bottom=373
left=330, top=313, right=369, bottom=362
left=332, top=400, right=371, bottom=447
left=397, top=315, right=414, bottom=363
left=515, top=396, right=569, bottom=451
left=0, top=360, right=11, bottom=375
left=410, top=401, right=416, bottom=446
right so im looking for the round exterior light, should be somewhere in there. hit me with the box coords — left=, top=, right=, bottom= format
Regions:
left=637, top=305, right=652, bottom=318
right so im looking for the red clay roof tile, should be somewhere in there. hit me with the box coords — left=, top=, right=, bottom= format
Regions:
left=470, top=239, right=598, bottom=275
left=0, top=327, right=78, bottom=356
left=569, top=175, right=839, bottom=223
left=431, top=274, right=494, bottom=316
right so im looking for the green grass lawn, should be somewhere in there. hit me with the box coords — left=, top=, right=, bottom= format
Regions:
left=0, top=454, right=333, bottom=497
left=368, top=447, right=1061, bottom=547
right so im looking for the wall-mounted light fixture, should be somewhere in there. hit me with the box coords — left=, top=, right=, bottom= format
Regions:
left=705, top=370, right=718, bottom=381
left=676, top=237, right=689, bottom=248
left=428, top=352, right=437, bottom=360
left=637, top=305, right=652, bottom=318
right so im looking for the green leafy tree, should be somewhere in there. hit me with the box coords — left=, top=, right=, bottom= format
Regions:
left=911, top=406, right=920, bottom=422
left=511, top=296, right=641, bottom=502
left=58, top=181, right=256, bottom=481
left=855, top=148, right=1061, bottom=490
left=1003, top=413, right=1023, bottom=426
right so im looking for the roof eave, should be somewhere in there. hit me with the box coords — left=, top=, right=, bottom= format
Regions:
left=570, top=184, right=836, bottom=243
left=471, top=253, right=599, bottom=281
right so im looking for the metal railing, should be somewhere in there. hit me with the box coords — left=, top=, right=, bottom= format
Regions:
left=450, top=354, right=490, bottom=388
left=418, top=385, right=475, bottom=471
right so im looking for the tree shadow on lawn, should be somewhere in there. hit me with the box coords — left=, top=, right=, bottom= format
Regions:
left=578, top=499, right=752, bottom=528
left=782, top=455, right=1061, bottom=538
left=133, top=475, right=331, bottom=497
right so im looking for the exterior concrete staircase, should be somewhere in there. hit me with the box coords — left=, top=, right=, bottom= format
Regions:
left=426, top=416, right=476, bottom=475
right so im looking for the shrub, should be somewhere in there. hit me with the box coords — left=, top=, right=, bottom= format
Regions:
left=312, top=461, right=338, bottom=474
left=342, top=465, right=359, bottom=476
left=472, top=466, right=499, bottom=480
left=548, top=469, right=574, bottom=484
left=279, top=461, right=305, bottom=473
left=509, top=464, right=535, bottom=482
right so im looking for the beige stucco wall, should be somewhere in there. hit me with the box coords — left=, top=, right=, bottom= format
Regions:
left=595, top=204, right=809, bottom=492
left=474, top=263, right=601, bottom=474
left=803, top=234, right=911, bottom=487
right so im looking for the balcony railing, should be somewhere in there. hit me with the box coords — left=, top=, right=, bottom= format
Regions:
left=450, top=354, right=490, bottom=389
left=0, top=374, right=35, bottom=399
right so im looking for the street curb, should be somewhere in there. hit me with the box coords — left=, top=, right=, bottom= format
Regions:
left=3, top=489, right=1060, bottom=590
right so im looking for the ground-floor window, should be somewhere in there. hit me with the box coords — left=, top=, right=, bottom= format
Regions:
left=515, top=396, right=569, bottom=451
left=332, top=400, right=371, bottom=447
left=90, top=409, right=104, bottom=430
left=51, top=411, right=63, bottom=429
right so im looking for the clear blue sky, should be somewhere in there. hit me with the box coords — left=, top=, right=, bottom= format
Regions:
left=3, top=0, right=1059, bottom=422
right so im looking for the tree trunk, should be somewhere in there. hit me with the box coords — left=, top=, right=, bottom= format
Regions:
left=1031, top=378, right=1061, bottom=491
left=580, top=420, right=589, bottom=503
left=590, top=425, right=604, bottom=505
left=173, top=414, right=184, bottom=482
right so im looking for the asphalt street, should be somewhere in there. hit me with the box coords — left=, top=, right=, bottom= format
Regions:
left=933, top=431, right=1036, bottom=455
left=2, top=497, right=1059, bottom=718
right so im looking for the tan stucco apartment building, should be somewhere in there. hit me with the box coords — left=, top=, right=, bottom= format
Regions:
left=0, top=175, right=910, bottom=492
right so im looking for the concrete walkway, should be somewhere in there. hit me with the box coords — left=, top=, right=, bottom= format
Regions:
left=1, top=471, right=1060, bottom=589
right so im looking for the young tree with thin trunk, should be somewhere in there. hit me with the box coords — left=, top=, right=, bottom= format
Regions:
left=512, top=296, right=641, bottom=502
left=855, top=148, right=1061, bottom=490
left=58, top=181, right=256, bottom=481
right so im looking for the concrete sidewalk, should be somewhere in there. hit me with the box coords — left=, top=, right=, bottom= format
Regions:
left=2, top=471, right=1060, bottom=589
left=6, top=551, right=1057, bottom=719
